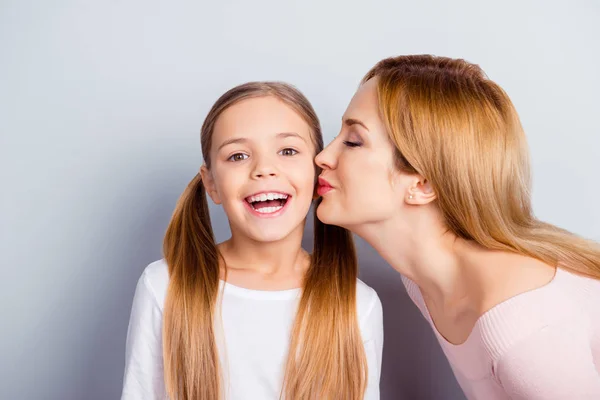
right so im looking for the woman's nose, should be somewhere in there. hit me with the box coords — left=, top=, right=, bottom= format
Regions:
left=315, top=142, right=336, bottom=170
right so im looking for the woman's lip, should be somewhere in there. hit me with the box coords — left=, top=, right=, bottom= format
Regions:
left=317, top=177, right=333, bottom=196
left=317, top=185, right=333, bottom=196
left=318, top=177, right=332, bottom=188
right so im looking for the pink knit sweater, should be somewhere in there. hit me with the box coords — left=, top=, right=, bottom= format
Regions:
left=402, top=267, right=600, bottom=399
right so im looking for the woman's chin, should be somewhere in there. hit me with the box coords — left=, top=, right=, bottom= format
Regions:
left=316, top=200, right=342, bottom=226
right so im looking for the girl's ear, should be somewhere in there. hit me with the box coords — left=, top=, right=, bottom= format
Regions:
left=200, top=165, right=221, bottom=205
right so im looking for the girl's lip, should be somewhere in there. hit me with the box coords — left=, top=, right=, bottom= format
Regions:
left=244, top=190, right=291, bottom=199
left=243, top=196, right=291, bottom=218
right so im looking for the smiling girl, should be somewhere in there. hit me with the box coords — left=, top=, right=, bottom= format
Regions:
left=121, top=82, right=383, bottom=400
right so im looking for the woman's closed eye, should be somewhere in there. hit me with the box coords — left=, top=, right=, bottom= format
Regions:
left=343, top=140, right=362, bottom=148
left=342, top=131, right=364, bottom=148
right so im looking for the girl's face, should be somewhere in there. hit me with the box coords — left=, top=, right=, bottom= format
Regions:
left=315, top=78, right=404, bottom=230
left=202, top=96, right=316, bottom=243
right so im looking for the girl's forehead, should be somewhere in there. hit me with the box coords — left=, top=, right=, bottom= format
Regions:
left=211, top=98, right=316, bottom=150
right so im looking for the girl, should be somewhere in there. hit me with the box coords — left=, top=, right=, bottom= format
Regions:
left=122, top=82, right=383, bottom=400
left=315, top=55, right=600, bottom=399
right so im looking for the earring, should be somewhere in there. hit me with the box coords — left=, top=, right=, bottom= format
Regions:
left=408, top=195, right=413, bottom=199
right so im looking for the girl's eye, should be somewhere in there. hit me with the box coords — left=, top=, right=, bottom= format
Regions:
left=280, top=148, right=298, bottom=156
left=343, top=141, right=362, bottom=148
left=228, top=153, right=249, bottom=162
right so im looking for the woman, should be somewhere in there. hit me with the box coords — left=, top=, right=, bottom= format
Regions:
left=315, top=55, right=600, bottom=399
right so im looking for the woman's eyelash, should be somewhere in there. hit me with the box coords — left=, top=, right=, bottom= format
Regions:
left=343, top=141, right=362, bottom=148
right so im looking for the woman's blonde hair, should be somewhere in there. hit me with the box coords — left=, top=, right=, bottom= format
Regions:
left=364, top=55, right=600, bottom=279
left=162, top=82, right=367, bottom=399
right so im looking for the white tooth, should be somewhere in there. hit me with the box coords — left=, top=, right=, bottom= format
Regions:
left=267, top=193, right=274, bottom=200
left=260, top=194, right=267, bottom=201
left=256, top=205, right=282, bottom=214
left=256, top=206, right=283, bottom=214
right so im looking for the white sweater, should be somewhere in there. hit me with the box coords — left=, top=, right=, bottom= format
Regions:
left=121, top=259, right=384, bottom=399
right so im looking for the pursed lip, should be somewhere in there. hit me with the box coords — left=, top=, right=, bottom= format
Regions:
left=317, top=177, right=333, bottom=196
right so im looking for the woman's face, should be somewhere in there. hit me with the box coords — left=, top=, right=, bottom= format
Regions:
left=315, top=78, right=405, bottom=230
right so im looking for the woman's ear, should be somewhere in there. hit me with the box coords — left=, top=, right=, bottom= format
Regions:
left=200, top=165, right=221, bottom=205
left=405, top=175, right=436, bottom=205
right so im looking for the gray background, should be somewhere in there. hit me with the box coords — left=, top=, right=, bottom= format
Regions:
left=2, top=0, right=599, bottom=399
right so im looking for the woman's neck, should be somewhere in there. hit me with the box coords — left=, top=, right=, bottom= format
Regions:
left=354, top=210, right=483, bottom=309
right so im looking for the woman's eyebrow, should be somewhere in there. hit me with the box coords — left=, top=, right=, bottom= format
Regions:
left=343, top=118, right=369, bottom=131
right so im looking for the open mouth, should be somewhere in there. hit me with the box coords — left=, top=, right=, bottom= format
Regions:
left=245, top=192, right=290, bottom=214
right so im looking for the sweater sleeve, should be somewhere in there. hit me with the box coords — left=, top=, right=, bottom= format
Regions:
left=495, top=319, right=600, bottom=400
left=121, top=270, right=168, bottom=400
left=362, top=290, right=384, bottom=400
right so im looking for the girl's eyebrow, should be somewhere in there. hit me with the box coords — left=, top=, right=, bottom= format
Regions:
left=218, top=132, right=306, bottom=151
left=218, top=137, right=248, bottom=151
left=277, top=132, right=306, bottom=142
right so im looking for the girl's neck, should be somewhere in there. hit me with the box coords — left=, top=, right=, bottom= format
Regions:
left=217, top=224, right=310, bottom=290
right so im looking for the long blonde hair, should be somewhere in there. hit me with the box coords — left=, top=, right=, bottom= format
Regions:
left=162, top=82, right=367, bottom=400
left=364, top=55, right=600, bottom=279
